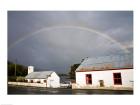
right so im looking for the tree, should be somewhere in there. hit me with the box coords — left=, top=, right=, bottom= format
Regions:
left=8, top=62, right=15, bottom=76
left=8, top=61, right=28, bottom=76
left=69, top=64, right=80, bottom=79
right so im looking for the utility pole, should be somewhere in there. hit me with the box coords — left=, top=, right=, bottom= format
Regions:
left=15, top=59, right=17, bottom=76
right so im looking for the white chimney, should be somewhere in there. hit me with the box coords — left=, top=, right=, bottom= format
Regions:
left=28, top=66, right=34, bottom=74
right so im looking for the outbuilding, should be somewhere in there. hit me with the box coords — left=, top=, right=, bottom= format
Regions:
left=73, top=54, right=133, bottom=90
left=25, top=66, right=60, bottom=88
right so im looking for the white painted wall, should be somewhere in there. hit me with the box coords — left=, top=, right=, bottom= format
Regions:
left=8, top=82, right=46, bottom=87
left=47, top=72, right=60, bottom=88
left=27, top=79, right=46, bottom=83
left=76, top=69, right=133, bottom=88
left=40, top=79, right=46, bottom=83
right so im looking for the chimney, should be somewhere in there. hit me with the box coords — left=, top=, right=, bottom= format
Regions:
left=28, top=66, right=34, bottom=74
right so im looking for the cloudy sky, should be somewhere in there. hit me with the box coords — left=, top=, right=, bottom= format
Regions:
left=8, top=11, right=133, bottom=73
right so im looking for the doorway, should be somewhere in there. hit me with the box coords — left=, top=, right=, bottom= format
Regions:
left=99, top=80, right=104, bottom=87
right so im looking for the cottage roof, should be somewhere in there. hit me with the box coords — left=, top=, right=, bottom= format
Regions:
left=76, top=53, right=133, bottom=71
left=25, top=71, right=54, bottom=79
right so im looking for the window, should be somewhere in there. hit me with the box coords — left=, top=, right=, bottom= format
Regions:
left=44, top=80, right=46, bottom=83
left=86, top=74, right=92, bottom=84
left=37, top=81, right=40, bottom=83
left=113, top=73, right=122, bottom=85
left=30, top=80, right=33, bottom=83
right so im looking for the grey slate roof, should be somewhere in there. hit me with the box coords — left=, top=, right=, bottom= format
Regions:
left=76, top=53, right=133, bottom=71
left=25, top=71, right=54, bottom=79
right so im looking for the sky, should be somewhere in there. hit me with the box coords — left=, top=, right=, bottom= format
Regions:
left=8, top=11, right=133, bottom=73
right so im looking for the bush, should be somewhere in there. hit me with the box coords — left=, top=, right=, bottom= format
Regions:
left=8, top=76, right=26, bottom=82
left=16, top=76, right=25, bottom=82
left=8, top=76, right=17, bottom=82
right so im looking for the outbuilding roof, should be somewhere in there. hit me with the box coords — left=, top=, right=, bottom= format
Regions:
left=76, top=53, right=133, bottom=71
left=25, top=71, right=54, bottom=79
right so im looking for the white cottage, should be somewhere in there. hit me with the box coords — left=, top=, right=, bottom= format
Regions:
left=25, top=66, right=60, bottom=88
left=73, top=54, right=133, bottom=90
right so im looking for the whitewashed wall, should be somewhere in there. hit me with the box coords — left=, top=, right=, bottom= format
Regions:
left=76, top=69, right=133, bottom=88
left=47, top=72, right=60, bottom=88
left=27, top=79, right=46, bottom=83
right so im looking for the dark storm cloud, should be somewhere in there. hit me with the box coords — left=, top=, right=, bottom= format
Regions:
left=8, top=11, right=133, bottom=73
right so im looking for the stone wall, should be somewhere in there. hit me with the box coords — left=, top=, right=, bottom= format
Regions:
left=8, top=82, right=46, bottom=87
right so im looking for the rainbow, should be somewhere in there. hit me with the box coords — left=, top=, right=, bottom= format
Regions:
left=9, top=25, right=130, bottom=53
